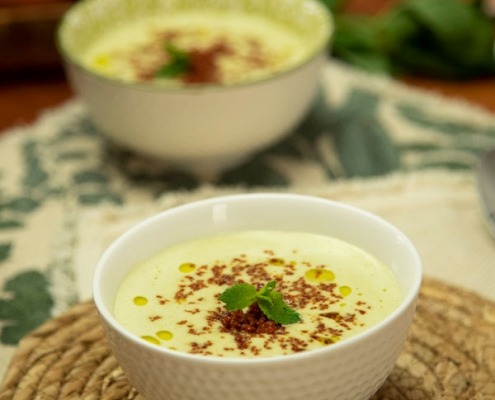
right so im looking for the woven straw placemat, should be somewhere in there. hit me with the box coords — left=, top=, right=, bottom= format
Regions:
left=0, top=277, right=494, bottom=400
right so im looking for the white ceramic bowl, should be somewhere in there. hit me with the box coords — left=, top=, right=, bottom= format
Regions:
left=93, top=193, right=422, bottom=400
left=57, top=0, right=332, bottom=176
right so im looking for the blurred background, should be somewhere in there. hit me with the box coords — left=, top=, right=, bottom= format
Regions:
left=2, top=0, right=495, bottom=132
left=0, top=0, right=74, bottom=131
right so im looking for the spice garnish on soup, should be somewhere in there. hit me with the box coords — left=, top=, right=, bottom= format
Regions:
left=81, top=11, right=309, bottom=86
left=114, top=230, right=402, bottom=357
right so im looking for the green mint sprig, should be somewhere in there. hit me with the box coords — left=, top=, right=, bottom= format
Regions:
left=155, top=42, right=190, bottom=79
left=219, top=281, right=301, bottom=325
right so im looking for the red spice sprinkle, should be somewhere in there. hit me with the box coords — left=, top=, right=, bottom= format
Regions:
left=219, top=303, right=283, bottom=335
left=155, top=295, right=168, bottom=305
left=161, top=248, right=377, bottom=356
left=181, top=41, right=232, bottom=84
left=189, top=280, right=207, bottom=291
left=190, top=340, right=213, bottom=354
left=287, top=337, right=308, bottom=352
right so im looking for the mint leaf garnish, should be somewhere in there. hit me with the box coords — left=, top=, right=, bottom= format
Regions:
left=155, top=42, right=190, bottom=79
left=258, top=280, right=276, bottom=297
left=258, top=290, right=301, bottom=325
left=219, top=283, right=257, bottom=311
left=219, top=281, right=301, bottom=325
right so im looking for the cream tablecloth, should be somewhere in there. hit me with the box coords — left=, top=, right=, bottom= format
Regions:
left=1, top=60, right=495, bottom=387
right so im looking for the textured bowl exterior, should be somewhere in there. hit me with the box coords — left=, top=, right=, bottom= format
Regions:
left=93, top=194, right=422, bottom=400
left=64, top=54, right=325, bottom=174
left=58, top=0, right=333, bottom=175
left=101, top=300, right=415, bottom=400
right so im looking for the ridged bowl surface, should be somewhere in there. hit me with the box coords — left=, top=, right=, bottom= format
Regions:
left=94, top=193, right=422, bottom=400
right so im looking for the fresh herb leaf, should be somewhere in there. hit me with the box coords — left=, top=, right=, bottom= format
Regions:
left=318, top=0, right=348, bottom=13
left=382, top=0, right=495, bottom=78
left=326, top=0, right=495, bottom=79
left=155, top=42, right=190, bottom=79
left=218, top=283, right=257, bottom=311
left=332, top=14, right=393, bottom=75
left=257, top=280, right=276, bottom=298
left=219, top=280, right=301, bottom=325
left=258, top=290, right=301, bottom=325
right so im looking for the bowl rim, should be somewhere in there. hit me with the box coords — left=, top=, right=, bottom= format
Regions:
left=93, top=193, right=423, bottom=366
left=56, top=0, right=333, bottom=93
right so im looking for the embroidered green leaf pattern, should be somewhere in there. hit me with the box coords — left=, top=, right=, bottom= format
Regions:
left=0, top=270, right=53, bottom=344
left=0, top=221, right=22, bottom=229
left=78, top=192, right=123, bottom=205
left=329, top=89, right=400, bottom=176
left=397, top=102, right=495, bottom=137
left=73, top=170, right=110, bottom=184
left=72, top=169, right=124, bottom=204
left=0, top=243, right=12, bottom=263
left=22, top=140, right=49, bottom=188
left=395, top=102, right=495, bottom=169
left=4, top=197, right=41, bottom=213
left=1, top=61, right=495, bottom=351
left=240, top=87, right=400, bottom=178
left=335, top=120, right=400, bottom=177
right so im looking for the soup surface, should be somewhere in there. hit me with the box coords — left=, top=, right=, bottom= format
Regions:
left=80, top=11, right=309, bottom=85
left=114, top=230, right=402, bottom=357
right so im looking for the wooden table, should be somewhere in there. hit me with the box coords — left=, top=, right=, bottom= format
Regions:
left=2, top=0, right=495, bottom=133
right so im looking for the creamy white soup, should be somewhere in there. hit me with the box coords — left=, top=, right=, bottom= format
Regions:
left=114, top=230, right=403, bottom=358
left=80, top=11, right=309, bottom=85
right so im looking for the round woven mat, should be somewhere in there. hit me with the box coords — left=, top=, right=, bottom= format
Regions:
left=1, top=277, right=494, bottom=400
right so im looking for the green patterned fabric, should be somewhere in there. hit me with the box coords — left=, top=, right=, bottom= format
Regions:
left=0, top=60, right=495, bottom=378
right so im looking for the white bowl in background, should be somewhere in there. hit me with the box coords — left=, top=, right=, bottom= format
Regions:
left=57, top=0, right=333, bottom=176
left=93, top=193, right=422, bottom=400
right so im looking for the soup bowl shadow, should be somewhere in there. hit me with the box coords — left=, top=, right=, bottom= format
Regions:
left=93, top=193, right=422, bottom=400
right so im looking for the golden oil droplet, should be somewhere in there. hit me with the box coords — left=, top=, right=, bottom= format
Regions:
left=133, top=296, right=148, bottom=306
left=339, top=286, right=352, bottom=297
left=316, top=336, right=340, bottom=346
left=157, top=330, right=174, bottom=341
left=141, top=335, right=160, bottom=345
left=269, top=257, right=285, bottom=266
left=305, top=268, right=335, bottom=282
left=317, top=337, right=332, bottom=345
left=93, top=54, right=110, bottom=68
left=179, top=262, right=196, bottom=273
